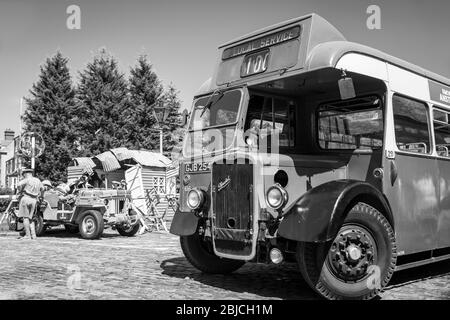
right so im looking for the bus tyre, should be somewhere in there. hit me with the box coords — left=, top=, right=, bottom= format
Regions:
left=297, top=202, right=397, bottom=300
left=180, top=233, right=245, bottom=274
left=33, top=215, right=45, bottom=237
left=79, top=210, right=104, bottom=240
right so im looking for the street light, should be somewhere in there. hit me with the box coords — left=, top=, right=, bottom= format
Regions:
left=152, top=101, right=170, bottom=154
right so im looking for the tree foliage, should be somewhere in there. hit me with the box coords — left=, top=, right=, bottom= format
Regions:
left=22, top=50, right=185, bottom=182
left=23, top=52, right=77, bottom=182
left=127, top=56, right=183, bottom=154
left=125, top=55, right=164, bottom=150
left=161, top=84, right=184, bottom=155
left=75, top=49, right=130, bottom=155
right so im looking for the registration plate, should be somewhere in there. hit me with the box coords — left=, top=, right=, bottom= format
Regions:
left=185, top=162, right=211, bottom=173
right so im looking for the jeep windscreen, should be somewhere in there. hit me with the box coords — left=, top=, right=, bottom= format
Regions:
left=183, top=89, right=244, bottom=157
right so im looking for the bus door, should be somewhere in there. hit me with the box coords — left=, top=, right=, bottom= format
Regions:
left=383, top=94, right=439, bottom=255
left=432, top=107, right=450, bottom=249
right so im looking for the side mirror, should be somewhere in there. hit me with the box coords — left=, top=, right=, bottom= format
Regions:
left=338, top=75, right=356, bottom=100
left=181, top=109, right=189, bottom=127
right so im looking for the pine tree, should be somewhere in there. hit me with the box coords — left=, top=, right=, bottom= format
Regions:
left=75, top=49, right=130, bottom=155
left=126, top=55, right=164, bottom=150
left=161, top=84, right=184, bottom=155
left=23, top=52, right=77, bottom=182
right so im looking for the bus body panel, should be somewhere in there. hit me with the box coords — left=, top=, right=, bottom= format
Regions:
left=383, top=153, right=439, bottom=254
left=278, top=180, right=392, bottom=242
left=387, top=64, right=431, bottom=101
left=382, top=65, right=441, bottom=255
left=333, top=55, right=446, bottom=255
left=335, top=53, right=388, bottom=81
left=437, top=160, right=450, bottom=249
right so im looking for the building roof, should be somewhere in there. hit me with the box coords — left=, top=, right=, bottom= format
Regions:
left=130, top=150, right=172, bottom=167
left=72, top=157, right=96, bottom=174
left=110, top=148, right=171, bottom=168
left=71, top=148, right=172, bottom=172
left=0, top=139, right=13, bottom=148
left=95, top=151, right=122, bottom=172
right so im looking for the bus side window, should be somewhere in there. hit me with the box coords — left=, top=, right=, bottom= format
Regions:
left=433, top=108, right=450, bottom=158
left=317, top=96, right=383, bottom=151
left=393, top=95, right=431, bottom=154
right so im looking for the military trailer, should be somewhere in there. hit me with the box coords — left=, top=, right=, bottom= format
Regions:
left=170, top=14, right=450, bottom=299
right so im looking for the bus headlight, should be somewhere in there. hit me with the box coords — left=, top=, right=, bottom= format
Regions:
left=266, top=184, right=288, bottom=210
left=187, top=188, right=205, bottom=210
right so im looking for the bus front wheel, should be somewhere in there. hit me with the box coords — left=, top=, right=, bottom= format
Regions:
left=180, top=233, right=245, bottom=274
left=297, top=202, right=397, bottom=300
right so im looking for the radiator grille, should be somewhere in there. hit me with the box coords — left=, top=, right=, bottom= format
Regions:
left=212, top=162, right=253, bottom=255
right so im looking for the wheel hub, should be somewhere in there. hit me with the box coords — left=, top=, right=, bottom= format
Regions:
left=328, top=225, right=377, bottom=282
left=83, top=218, right=95, bottom=234
left=347, top=244, right=362, bottom=262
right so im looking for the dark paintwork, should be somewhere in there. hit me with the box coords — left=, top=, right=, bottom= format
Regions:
left=278, top=180, right=393, bottom=242
left=212, top=163, right=253, bottom=256
left=383, top=153, right=439, bottom=254
left=212, top=163, right=252, bottom=230
left=169, top=209, right=199, bottom=236
left=437, top=158, right=450, bottom=249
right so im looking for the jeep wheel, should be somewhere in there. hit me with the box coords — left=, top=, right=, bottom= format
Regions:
left=65, top=225, right=79, bottom=234
left=79, top=210, right=104, bottom=240
left=180, top=233, right=245, bottom=274
left=33, top=215, right=45, bottom=237
left=297, top=202, right=397, bottom=300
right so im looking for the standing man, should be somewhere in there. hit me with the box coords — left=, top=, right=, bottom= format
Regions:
left=16, top=168, right=44, bottom=240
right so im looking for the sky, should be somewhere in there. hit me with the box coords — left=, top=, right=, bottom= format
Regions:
left=0, top=0, right=449, bottom=136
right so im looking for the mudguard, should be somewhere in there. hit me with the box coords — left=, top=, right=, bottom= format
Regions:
left=170, top=210, right=199, bottom=236
left=74, top=206, right=106, bottom=224
left=278, top=180, right=392, bottom=242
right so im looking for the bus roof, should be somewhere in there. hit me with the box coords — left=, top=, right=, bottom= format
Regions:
left=306, top=40, right=450, bottom=87
left=219, top=13, right=345, bottom=48
left=198, top=14, right=450, bottom=96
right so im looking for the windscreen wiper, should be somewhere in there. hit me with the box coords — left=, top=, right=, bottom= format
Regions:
left=199, top=91, right=225, bottom=118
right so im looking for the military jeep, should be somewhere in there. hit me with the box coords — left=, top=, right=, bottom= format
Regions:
left=5, top=189, right=140, bottom=239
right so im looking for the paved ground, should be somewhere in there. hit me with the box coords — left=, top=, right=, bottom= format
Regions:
left=0, top=226, right=449, bottom=300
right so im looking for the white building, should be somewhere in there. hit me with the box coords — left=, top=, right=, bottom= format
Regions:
left=0, top=130, right=17, bottom=189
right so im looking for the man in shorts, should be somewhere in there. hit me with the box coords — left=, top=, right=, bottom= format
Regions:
left=16, top=168, right=44, bottom=240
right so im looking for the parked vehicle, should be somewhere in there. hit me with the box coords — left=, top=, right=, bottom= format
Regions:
left=1, top=182, right=141, bottom=239
left=171, top=13, right=450, bottom=300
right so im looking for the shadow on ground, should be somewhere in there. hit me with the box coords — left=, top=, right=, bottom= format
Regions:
left=387, top=260, right=450, bottom=289
left=37, top=227, right=125, bottom=239
left=160, top=257, right=317, bottom=300
left=161, top=256, right=450, bottom=300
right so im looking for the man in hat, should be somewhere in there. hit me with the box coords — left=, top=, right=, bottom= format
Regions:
left=42, top=180, right=53, bottom=192
left=16, top=168, right=44, bottom=240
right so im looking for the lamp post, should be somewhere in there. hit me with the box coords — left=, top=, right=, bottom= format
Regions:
left=152, top=101, right=170, bottom=154
left=19, top=132, right=45, bottom=174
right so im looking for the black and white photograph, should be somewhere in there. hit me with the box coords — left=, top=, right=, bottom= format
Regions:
left=0, top=0, right=450, bottom=308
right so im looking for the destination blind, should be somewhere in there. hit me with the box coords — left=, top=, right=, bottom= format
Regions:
left=222, top=26, right=301, bottom=60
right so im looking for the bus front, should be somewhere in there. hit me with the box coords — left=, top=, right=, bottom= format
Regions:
left=171, top=14, right=393, bottom=300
